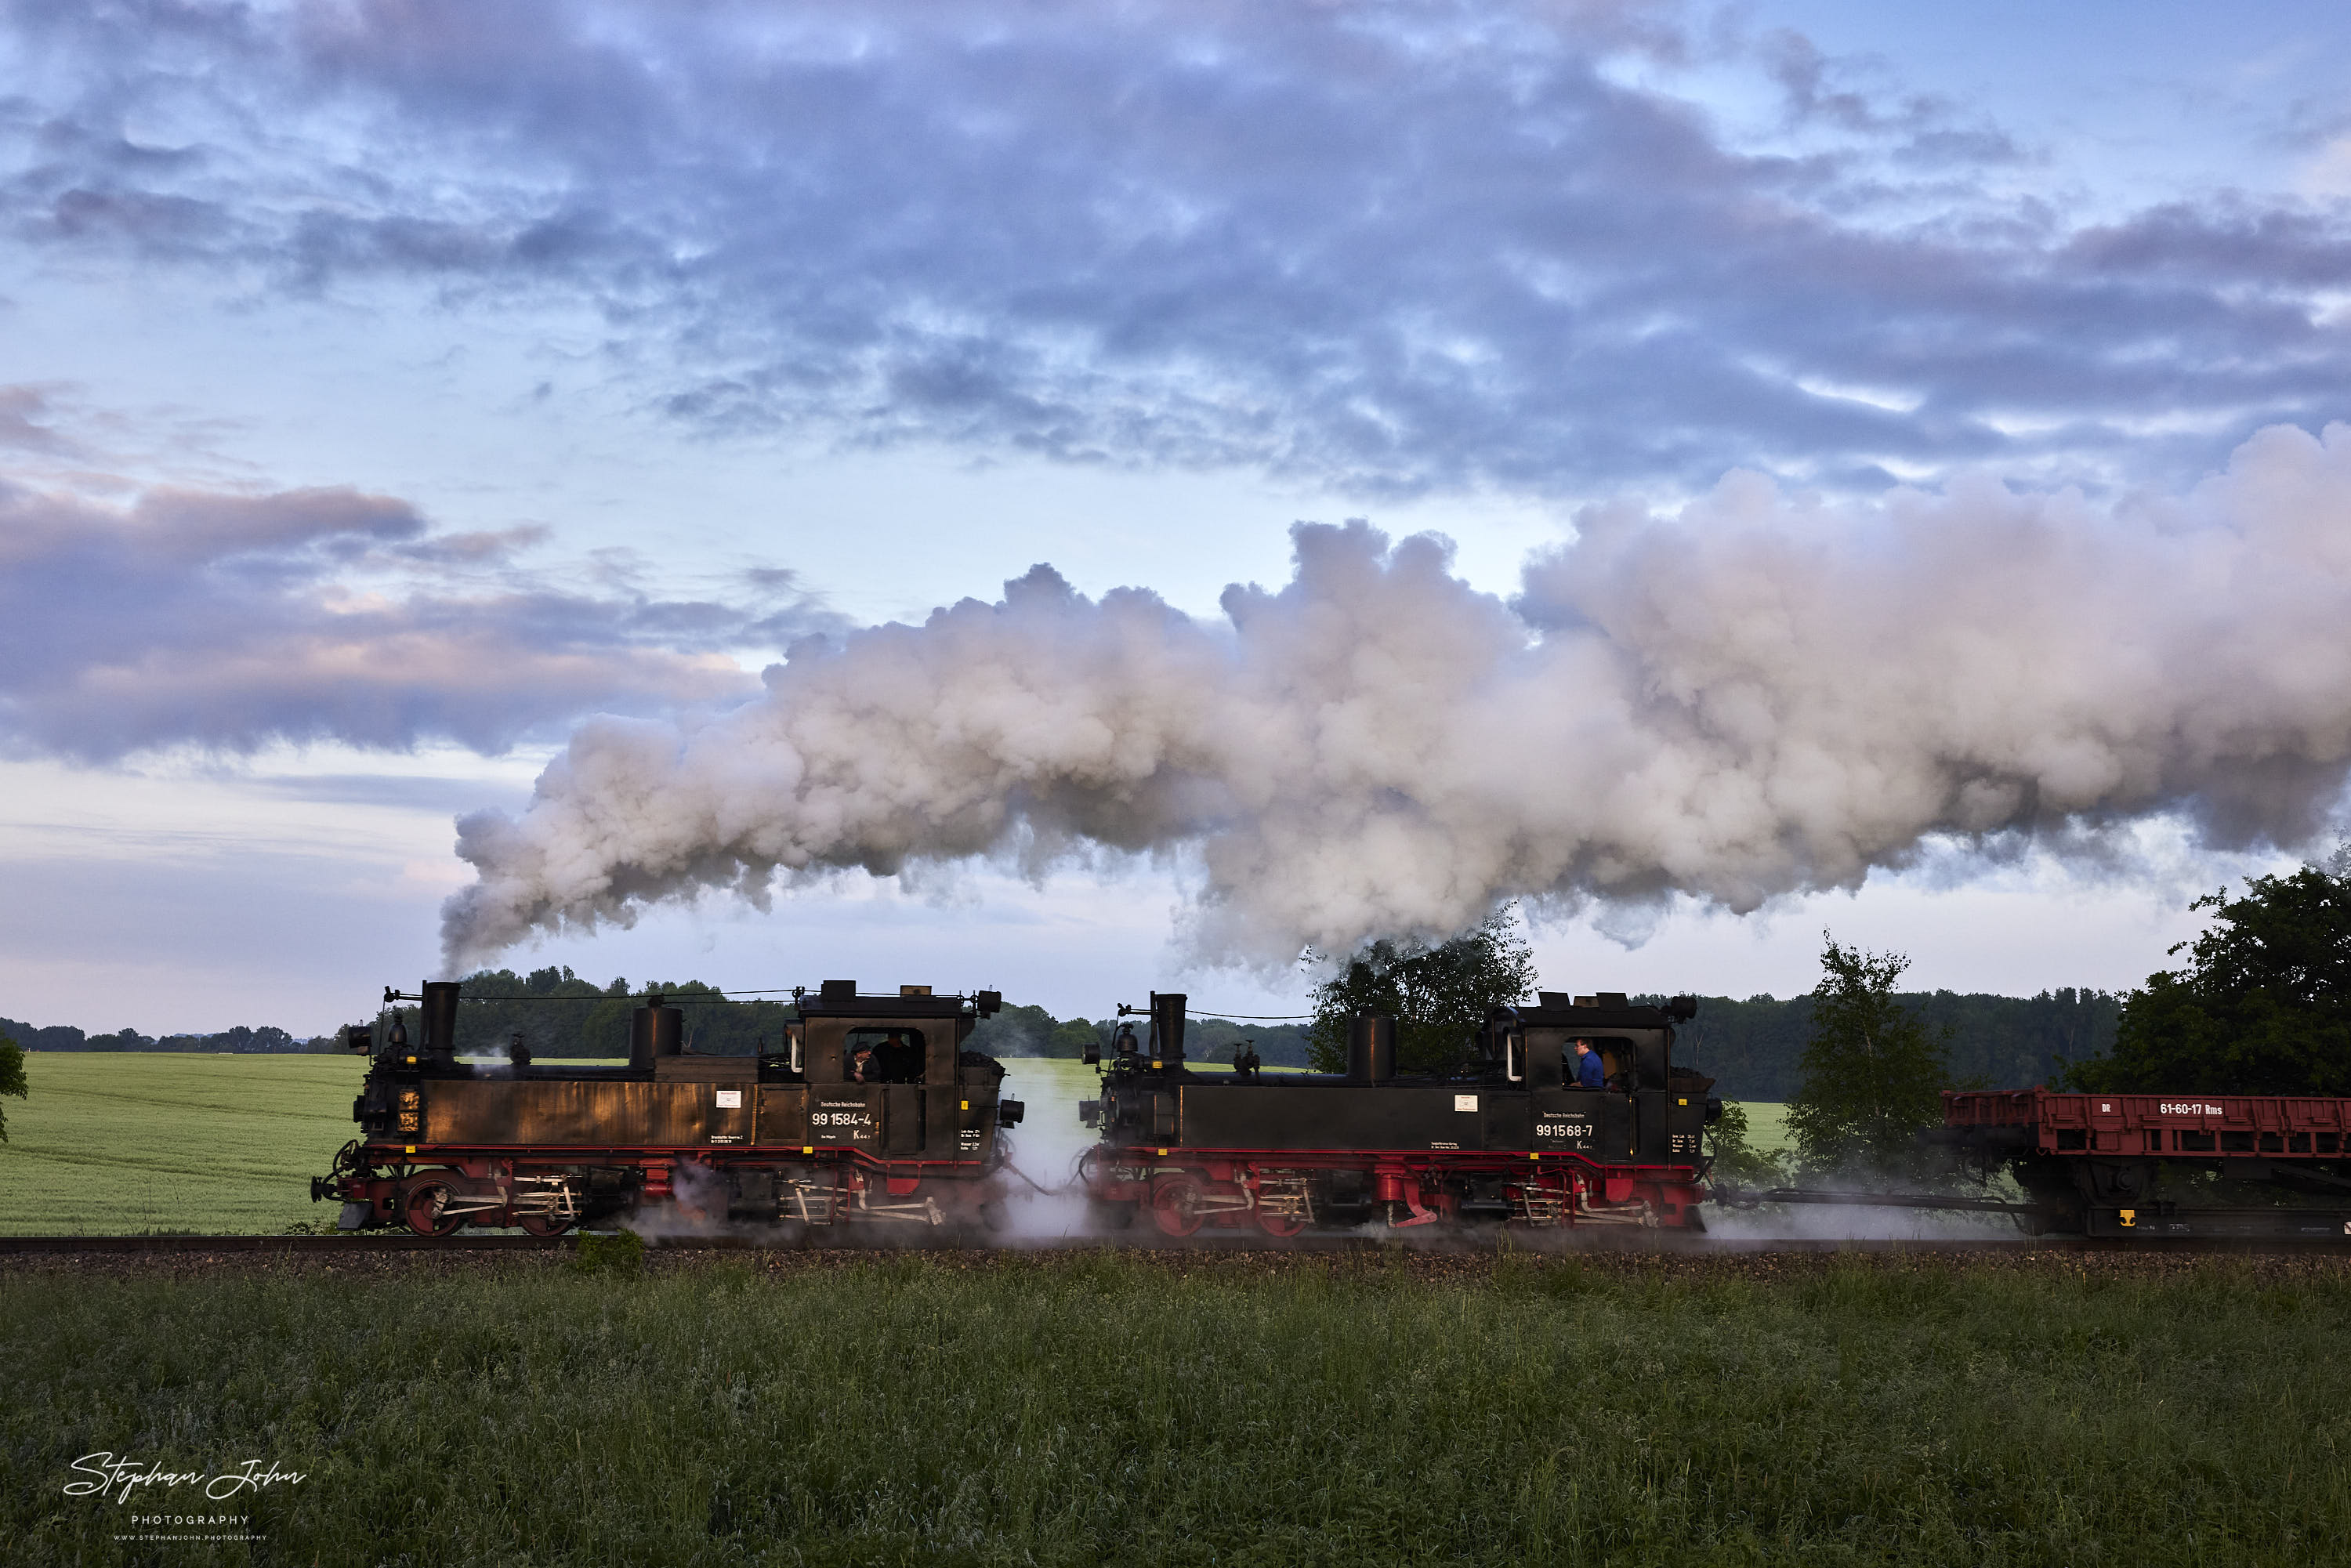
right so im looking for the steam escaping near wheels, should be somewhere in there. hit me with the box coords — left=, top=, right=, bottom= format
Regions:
left=444, top=422, right=2351, bottom=968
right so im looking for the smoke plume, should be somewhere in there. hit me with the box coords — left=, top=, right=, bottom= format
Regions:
left=443, top=422, right=2351, bottom=969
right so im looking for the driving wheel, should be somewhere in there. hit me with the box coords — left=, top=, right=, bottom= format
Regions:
left=1150, top=1175, right=1205, bottom=1238
left=402, top=1179, right=463, bottom=1238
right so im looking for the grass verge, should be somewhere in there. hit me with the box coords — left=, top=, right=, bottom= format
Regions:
left=5, top=1249, right=2347, bottom=1565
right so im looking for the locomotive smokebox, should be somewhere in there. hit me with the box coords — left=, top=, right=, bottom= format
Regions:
left=1347, top=1013, right=1396, bottom=1083
left=630, top=1005, right=684, bottom=1070
left=420, top=981, right=462, bottom=1062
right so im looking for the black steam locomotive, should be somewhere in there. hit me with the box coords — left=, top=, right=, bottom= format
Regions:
left=315, top=980, right=1024, bottom=1235
left=1075, top=992, right=1719, bottom=1234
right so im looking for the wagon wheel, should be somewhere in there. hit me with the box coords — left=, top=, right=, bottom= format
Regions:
left=516, top=1210, right=574, bottom=1238
left=1150, top=1175, right=1206, bottom=1238
left=1255, top=1208, right=1306, bottom=1239
left=402, top=1179, right=464, bottom=1238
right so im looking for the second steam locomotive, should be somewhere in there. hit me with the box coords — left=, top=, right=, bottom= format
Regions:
left=1077, top=991, right=1715, bottom=1234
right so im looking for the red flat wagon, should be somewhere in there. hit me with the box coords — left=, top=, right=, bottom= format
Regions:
left=1941, top=1088, right=2351, bottom=1238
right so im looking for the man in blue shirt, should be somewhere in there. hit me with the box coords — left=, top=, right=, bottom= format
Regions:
left=1574, top=1038, right=1607, bottom=1089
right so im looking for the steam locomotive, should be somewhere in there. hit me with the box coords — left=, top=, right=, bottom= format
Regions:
left=1074, top=991, right=1719, bottom=1234
left=314, top=980, right=1026, bottom=1235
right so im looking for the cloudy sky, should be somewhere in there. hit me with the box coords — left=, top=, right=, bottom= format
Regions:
left=5, top=0, right=2351, bottom=1035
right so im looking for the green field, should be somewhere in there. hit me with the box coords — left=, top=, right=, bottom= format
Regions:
left=1739, top=1099, right=1794, bottom=1151
left=0, top=1054, right=365, bottom=1235
left=5, top=1249, right=2347, bottom=1565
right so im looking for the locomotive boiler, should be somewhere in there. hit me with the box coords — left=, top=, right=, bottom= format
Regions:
left=1076, top=991, right=1719, bottom=1235
left=314, top=980, right=1024, bottom=1235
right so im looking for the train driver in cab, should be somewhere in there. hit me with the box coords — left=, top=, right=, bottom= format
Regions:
left=1573, top=1038, right=1607, bottom=1089
left=875, top=1029, right=922, bottom=1083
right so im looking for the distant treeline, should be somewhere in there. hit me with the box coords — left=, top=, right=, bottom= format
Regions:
left=5, top=974, right=2116, bottom=1092
left=1, top=1018, right=340, bottom=1053
left=965, top=1004, right=1315, bottom=1067
left=1672, top=989, right=2119, bottom=1100
left=421, top=978, right=1320, bottom=1063
left=2, top=972, right=1320, bottom=1064
left=408, top=969, right=795, bottom=1058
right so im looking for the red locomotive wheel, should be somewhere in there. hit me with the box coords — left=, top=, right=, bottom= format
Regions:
left=1255, top=1208, right=1306, bottom=1239
left=1150, top=1175, right=1206, bottom=1238
left=516, top=1210, right=573, bottom=1238
left=402, top=1179, right=463, bottom=1238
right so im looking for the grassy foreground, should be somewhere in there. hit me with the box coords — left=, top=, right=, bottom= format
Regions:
left=5, top=1250, right=2348, bottom=1566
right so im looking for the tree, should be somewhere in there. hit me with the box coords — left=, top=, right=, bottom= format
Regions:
left=1785, top=936, right=1951, bottom=1171
left=2068, top=848, right=2351, bottom=1095
left=1305, top=907, right=1537, bottom=1074
left=0, top=1030, right=25, bottom=1142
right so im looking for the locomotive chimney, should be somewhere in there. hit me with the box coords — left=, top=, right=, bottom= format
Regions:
left=1346, top=1013, right=1396, bottom=1084
left=420, top=980, right=462, bottom=1063
left=629, top=1003, right=683, bottom=1070
left=1148, top=992, right=1187, bottom=1069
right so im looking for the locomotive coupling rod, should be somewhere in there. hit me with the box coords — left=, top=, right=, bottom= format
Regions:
left=1726, top=1187, right=2042, bottom=1215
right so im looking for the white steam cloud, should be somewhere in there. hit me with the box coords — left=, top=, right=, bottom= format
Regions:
left=443, top=422, right=2351, bottom=969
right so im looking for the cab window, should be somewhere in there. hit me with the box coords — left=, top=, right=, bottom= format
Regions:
left=844, top=1027, right=928, bottom=1083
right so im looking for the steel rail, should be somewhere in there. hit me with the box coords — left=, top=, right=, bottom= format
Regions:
left=3, top=1232, right=2346, bottom=1258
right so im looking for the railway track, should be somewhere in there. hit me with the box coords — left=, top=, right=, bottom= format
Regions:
left=2, top=1230, right=2344, bottom=1257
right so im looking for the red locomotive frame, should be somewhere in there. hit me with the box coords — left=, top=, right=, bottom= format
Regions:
left=1084, top=1146, right=1708, bottom=1237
